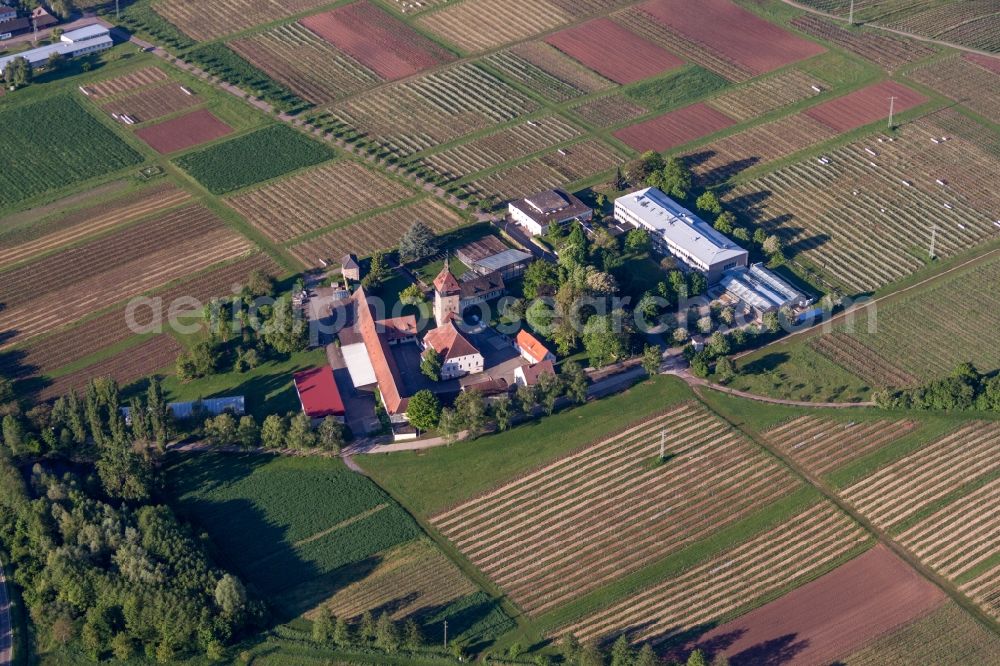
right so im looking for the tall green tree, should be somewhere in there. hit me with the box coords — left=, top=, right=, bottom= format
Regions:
left=407, top=390, right=441, bottom=432
left=398, top=221, right=437, bottom=262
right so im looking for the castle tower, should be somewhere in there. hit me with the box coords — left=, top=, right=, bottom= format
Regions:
left=433, top=257, right=461, bottom=326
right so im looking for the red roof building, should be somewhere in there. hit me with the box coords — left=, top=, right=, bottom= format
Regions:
left=424, top=321, right=484, bottom=379
left=516, top=329, right=556, bottom=364
left=293, top=367, right=345, bottom=422
left=515, top=360, right=556, bottom=387
left=354, top=287, right=409, bottom=417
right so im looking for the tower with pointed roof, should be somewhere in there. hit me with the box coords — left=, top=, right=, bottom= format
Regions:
left=433, top=257, right=462, bottom=326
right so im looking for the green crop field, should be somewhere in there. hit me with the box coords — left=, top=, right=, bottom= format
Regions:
left=175, top=124, right=335, bottom=195
left=359, top=376, right=694, bottom=516
left=0, top=95, right=143, bottom=210
left=624, top=65, right=729, bottom=113
left=166, top=453, right=421, bottom=619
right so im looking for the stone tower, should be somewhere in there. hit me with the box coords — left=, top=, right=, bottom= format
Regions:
left=433, top=258, right=461, bottom=326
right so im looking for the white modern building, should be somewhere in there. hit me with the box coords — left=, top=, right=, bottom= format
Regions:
left=615, top=187, right=748, bottom=284
left=509, top=189, right=593, bottom=237
left=0, top=23, right=112, bottom=75
left=720, top=263, right=812, bottom=319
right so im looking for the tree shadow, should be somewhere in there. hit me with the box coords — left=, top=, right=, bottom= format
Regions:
left=741, top=352, right=791, bottom=375
left=727, top=633, right=810, bottom=665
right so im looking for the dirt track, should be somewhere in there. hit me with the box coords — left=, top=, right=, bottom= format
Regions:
left=695, top=545, right=946, bottom=665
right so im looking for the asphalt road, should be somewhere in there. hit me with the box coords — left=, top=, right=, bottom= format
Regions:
left=0, top=556, right=12, bottom=666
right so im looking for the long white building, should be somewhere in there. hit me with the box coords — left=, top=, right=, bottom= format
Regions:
left=0, top=23, right=112, bottom=75
left=615, top=187, right=748, bottom=283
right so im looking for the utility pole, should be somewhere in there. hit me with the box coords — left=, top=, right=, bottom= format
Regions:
left=116, top=0, right=120, bottom=21
left=443, top=620, right=448, bottom=649
left=32, top=17, right=37, bottom=44
left=849, top=0, right=855, bottom=25
left=888, top=96, right=897, bottom=130
left=660, top=430, right=666, bottom=460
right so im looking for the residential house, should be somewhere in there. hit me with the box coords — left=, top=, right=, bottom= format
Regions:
left=516, top=329, right=556, bottom=364
left=423, top=320, right=484, bottom=380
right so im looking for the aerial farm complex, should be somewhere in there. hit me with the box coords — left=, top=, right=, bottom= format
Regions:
left=0, top=0, right=998, bottom=664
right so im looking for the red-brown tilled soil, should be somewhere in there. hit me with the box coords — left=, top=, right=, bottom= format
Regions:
left=804, top=80, right=928, bottom=133
left=614, top=102, right=736, bottom=152
left=545, top=18, right=684, bottom=84
left=692, top=545, right=946, bottom=666
left=135, top=109, right=233, bottom=154
left=964, top=52, right=1000, bottom=75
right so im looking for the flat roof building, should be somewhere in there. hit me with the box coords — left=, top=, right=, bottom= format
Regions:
left=456, top=235, right=532, bottom=279
left=721, top=263, right=811, bottom=319
left=0, top=23, right=111, bottom=75
left=60, top=23, right=110, bottom=43
left=615, top=187, right=748, bottom=284
left=509, top=189, right=592, bottom=237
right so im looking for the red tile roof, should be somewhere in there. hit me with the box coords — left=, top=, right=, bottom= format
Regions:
left=293, top=367, right=345, bottom=419
left=434, top=263, right=461, bottom=294
left=518, top=360, right=556, bottom=386
left=424, top=321, right=480, bottom=361
left=354, top=287, right=408, bottom=415
left=379, top=315, right=418, bottom=342
left=516, top=329, right=553, bottom=364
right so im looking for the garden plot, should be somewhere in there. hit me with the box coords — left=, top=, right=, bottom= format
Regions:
left=685, top=113, right=837, bottom=185
left=898, top=476, right=1000, bottom=619
left=764, top=416, right=918, bottom=476
left=483, top=42, right=615, bottom=103
left=82, top=66, right=169, bottom=99
left=840, top=421, right=1000, bottom=531
left=227, top=161, right=414, bottom=242
left=909, top=55, right=1000, bottom=124
left=809, top=332, right=919, bottom=388
left=327, top=62, right=537, bottom=157
left=431, top=403, right=801, bottom=616
left=705, top=69, right=824, bottom=122
left=153, top=0, right=333, bottom=40
left=229, top=23, right=381, bottom=104
left=418, top=115, right=583, bottom=182
left=0, top=205, right=252, bottom=347
left=544, top=18, right=683, bottom=84
left=613, top=102, right=736, bottom=152
left=289, top=199, right=465, bottom=267
left=100, top=81, right=201, bottom=124
left=790, top=15, right=934, bottom=71
left=725, top=120, right=1000, bottom=293
left=465, top=139, right=623, bottom=201
left=557, top=502, right=868, bottom=644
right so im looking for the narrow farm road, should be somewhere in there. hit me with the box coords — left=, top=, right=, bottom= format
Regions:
left=671, top=369, right=876, bottom=408
left=779, top=0, right=1000, bottom=59
left=0, top=556, right=12, bottom=666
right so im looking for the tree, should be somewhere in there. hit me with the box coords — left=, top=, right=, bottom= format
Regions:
left=407, top=390, right=441, bottom=432
left=237, top=416, right=259, bottom=450
left=312, top=606, right=335, bottom=644
left=361, top=250, right=390, bottom=289
left=659, top=157, right=692, bottom=200
left=97, top=434, right=153, bottom=501
left=247, top=269, right=274, bottom=297
left=359, top=611, right=376, bottom=642
left=687, top=649, right=708, bottom=666
left=333, top=616, right=353, bottom=647
left=375, top=613, right=400, bottom=653
left=560, top=634, right=581, bottom=663
left=403, top=618, right=423, bottom=649
left=537, top=371, right=563, bottom=415
left=399, top=283, right=426, bottom=306
left=523, top=260, right=560, bottom=299
left=46, top=51, right=65, bottom=71
left=610, top=635, right=635, bottom=666
left=636, top=643, right=658, bottom=666
left=672, top=327, right=690, bottom=345
left=286, top=413, right=318, bottom=450
left=763, top=234, right=783, bottom=256
left=562, top=360, right=589, bottom=404
left=584, top=312, right=630, bottom=369
left=732, top=226, right=750, bottom=242
left=642, top=344, right=662, bottom=376
left=625, top=150, right=665, bottom=184
left=420, top=347, right=442, bottom=382
left=753, top=227, right=768, bottom=245
left=688, top=272, right=708, bottom=297
left=264, top=296, right=307, bottom=354
left=516, top=383, right=538, bottom=415
left=714, top=211, right=736, bottom=235
left=696, top=191, right=723, bottom=214
left=762, top=311, right=781, bottom=333
left=562, top=221, right=589, bottom=267
left=708, top=331, right=730, bottom=356
left=261, top=414, right=286, bottom=449
left=398, top=221, right=437, bottom=262
left=49, top=0, right=74, bottom=19
left=437, top=407, right=462, bottom=443
left=215, top=574, right=247, bottom=616
left=317, top=416, right=345, bottom=452
left=595, top=192, right=607, bottom=209
left=491, top=394, right=514, bottom=431
left=455, top=389, right=488, bottom=439
left=1, top=415, right=25, bottom=456
left=697, top=315, right=714, bottom=334
left=625, top=228, right=651, bottom=254
left=715, top=356, right=736, bottom=383
left=3, top=57, right=32, bottom=89
left=578, top=641, right=607, bottom=666
left=690, top=351, right=711, bottom=378
left=204, top=413, right=238, bottom=446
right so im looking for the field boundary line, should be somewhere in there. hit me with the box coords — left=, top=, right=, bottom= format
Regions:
left=293, top=503, right=390, bottom=548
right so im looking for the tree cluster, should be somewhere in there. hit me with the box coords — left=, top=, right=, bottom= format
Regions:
left=875, top=362, right=1000, bottom=412
left=558, top=633, right=728, bottom=666
left=254, top=412, right=346, bottom=453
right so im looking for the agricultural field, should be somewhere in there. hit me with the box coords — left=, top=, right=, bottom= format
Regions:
left=152, top=0, right=331, bottom=41
left=166, top=454, right=423, bottom=619
left=544, top=18, right=683, bottom=85
left=802, top=80, right=927, bottom=132
left=311, top=539, right=476, bottom=622
left=704, top=68, right=824, bottom=122
left=725, top=115, right=1000, bottom=293
left=685, top=113, right=838, bottom=185
left=136, top=108, right=235, bottom=154
left=175, top=124, right=336, bottom=194
left=0, top=95, right=143, bottom=211
left=300, top=1, right=455, bottom=80
left=789, top=15, right=935, bottom=71
left=81, top=66, right=169, bottom=98
left=572, top=94, right=647, bottom=129
left=227, top=160, right=416, bottom=242
left=841, top=602, right=1000, bottom=665
left=37, top=334, right=182, bottom=400
left=557, top=502, right=869, bottom=645
left=839, top=420, right=1000, bottom=531
left=416, top=115, right=584, bottom=183
left=326, top=62, right=537, bottom=157
left=623, top=66, right=730, bottom=114
left=0, top=253, right=281, bottom=384
left=229, top=23, right=381, bottom=105
left=613, top=102, right=736, bottom=152
left=908, top=54, right=1000, bottom=124
left=288, top=198, right=466, bottom=267
left=898, top=477, right=1000, bottom=619
left=99, top=81, right=202, bottom=124
left=483, top=42, right=615, bottom=103
left=692, top=546, right=945, bottom=665
left=764, top=416, right=919, bottom=476
left=464, top=139, right=623, bottom=201
left=430, top=403, right=801, bottom=615
left=0, top=204, right=252, bottom=347
left=809, top=332, right=919, bottom=387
